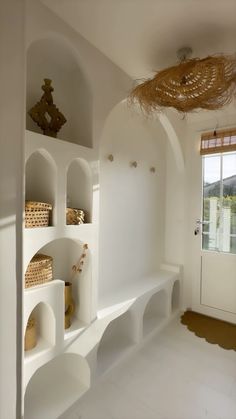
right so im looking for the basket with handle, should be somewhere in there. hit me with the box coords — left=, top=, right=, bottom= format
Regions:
left=25, top=201, right=52, bottom=228
left=25, top=253, right=53, bottom=288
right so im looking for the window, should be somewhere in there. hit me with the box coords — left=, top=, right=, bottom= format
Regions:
left=202, top=152, right=236, bottom=254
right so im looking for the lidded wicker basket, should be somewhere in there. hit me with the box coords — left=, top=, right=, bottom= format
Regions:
left=66, top=208, right=85, bottom=225
left=25, top=253, right=53, bottom=288
left=25, top=201, right=52, bottom=228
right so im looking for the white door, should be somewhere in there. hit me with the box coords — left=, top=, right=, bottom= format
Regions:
left=193, top=151, right=236, bottom=323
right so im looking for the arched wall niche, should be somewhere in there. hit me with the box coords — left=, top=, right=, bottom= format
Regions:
left=143, top=289, right=168, bottom=337
left=97, top=310, right=136, bottom=374
left=66, top=158, right=93, bottom=223
left=25, top=149, right=56, bottom=225
left=38, top=238, right=92, bottom=324
left=26, top=35, right=93, bottom=147
left=24, top=302, right=56, bottom=350
left=24, top=353, right=90, bottom=419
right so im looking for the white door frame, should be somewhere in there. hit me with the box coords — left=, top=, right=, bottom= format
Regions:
left=190, top=131, right=236, bottom=324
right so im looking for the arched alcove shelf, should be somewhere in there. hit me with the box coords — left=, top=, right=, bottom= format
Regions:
left=143, top=290, right=168, bottom=337
left=39, top=238, right=92, bottom=332
left=26, top=36, right=93, bottom=147
left=66, top=159, right=93, bottom=224
left=25, top=149, right=56, bottom=226
left=24, top=353, right=90, bottom=419
left=171, top=280, right=180, bottom=313
left=24, top=302, right=55, bottom=361
left=97, top=311, right=136, bottom=375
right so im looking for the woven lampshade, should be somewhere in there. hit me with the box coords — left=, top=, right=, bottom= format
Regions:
left=129, top=54, right=236, bottom=113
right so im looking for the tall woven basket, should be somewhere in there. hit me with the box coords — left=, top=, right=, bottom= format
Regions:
left=24, top=315, right=37, bottom=351
left=25, top=201, right=52, bottom=228
left=25, top=253, right=53, bottom=288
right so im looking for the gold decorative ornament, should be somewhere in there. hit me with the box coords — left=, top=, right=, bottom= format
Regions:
left=129, top=48, right=236, bottom=114
left=28, top=78, right=67, bottom=137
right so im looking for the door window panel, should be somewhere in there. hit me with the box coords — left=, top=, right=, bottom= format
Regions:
left=202, top=152, right=236, bottom=254
left=202, top=155, right=221, bottom=251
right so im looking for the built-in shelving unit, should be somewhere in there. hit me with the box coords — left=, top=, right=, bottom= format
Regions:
left=23, top=128, right=98, bottom=401
left=23, top=130, right=182, bottom=419
left=23, top=32, right=183, bottom=419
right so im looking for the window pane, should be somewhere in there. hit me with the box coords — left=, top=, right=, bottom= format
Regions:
left=230, top=237, right=236, bottom=254
left=202, top=155, right=221, bottom=251
left=222, top=153, right=236, bottom=254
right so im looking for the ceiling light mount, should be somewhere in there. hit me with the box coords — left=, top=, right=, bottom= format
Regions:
left=177, top=46, right=193, bottom=62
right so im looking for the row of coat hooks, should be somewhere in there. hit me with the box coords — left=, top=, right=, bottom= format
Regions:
left=107, top=154, right=156, bottom=173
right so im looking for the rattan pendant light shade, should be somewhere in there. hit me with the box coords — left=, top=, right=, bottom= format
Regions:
left=129, top=53, right=236, bottom=113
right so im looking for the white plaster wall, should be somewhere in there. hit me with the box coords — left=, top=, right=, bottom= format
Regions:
left=0, top=2, right=25, bottom=418
left=99, top=102, right=167, bottom=298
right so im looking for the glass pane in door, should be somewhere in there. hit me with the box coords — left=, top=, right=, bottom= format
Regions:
left=202, top=155, right=221, bottom=251
left=222, top=153, right=236, bottom=254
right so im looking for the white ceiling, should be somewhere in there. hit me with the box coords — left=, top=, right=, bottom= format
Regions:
left=42, top=0, right=236, bottom=80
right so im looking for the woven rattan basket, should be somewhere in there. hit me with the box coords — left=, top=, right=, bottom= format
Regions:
left=25, top=253, right=53, bottom=288
left=25, top=201, right=52, bottom=228
left=66, top=208, right=85, bottom=225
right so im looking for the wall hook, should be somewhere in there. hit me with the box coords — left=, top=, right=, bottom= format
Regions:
left=150, top=167, right=156, bottom=173
left=130, top=161, right=137, bottom=168
left=108, top=154, right=114, bottom=162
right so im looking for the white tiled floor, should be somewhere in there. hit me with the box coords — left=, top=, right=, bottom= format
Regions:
left=61, top=316, right=236, bottom=419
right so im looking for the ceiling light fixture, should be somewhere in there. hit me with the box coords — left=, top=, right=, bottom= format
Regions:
left=129, top=47, right=236, bottom=114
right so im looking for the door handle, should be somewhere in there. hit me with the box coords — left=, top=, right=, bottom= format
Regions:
left=194, top=219, right=211, bottom=235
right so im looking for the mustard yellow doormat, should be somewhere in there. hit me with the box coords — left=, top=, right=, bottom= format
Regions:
left=181, top=310, right=236, bottom=351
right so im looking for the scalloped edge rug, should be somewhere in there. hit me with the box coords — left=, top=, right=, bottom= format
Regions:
left=181, top=310, right=236, bottom=351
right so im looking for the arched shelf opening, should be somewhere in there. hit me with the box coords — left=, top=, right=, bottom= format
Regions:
left=66, top=159, right=93, bottom=224
left=26, top=37, right=93, bottom=147
left=97, top=311, right=136, bottom=375
left=24, top=302, right=55, bottom=360
left=171, top=280, right=180, bottom=313
left=25, top=149, right=56, bottom=226
left=143, top=290, right=168, bottom=337
left=39, top=238, right=92, bottom=328
left=24, top=353, right=90, bottom=419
